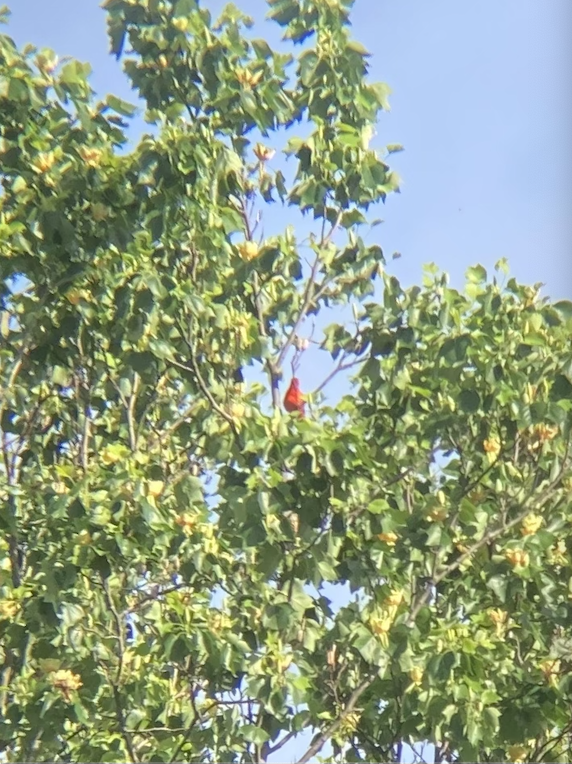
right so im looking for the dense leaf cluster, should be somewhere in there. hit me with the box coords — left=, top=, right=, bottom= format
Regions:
left=1, top=1, right=572, bottom=762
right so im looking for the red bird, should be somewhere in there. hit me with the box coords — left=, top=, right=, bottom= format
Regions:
left=284, top=377, right=305, bottom=416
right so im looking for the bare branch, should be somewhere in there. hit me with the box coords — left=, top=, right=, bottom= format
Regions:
left=322, top=210, right=343, bottom=247
left=265, top=727, right=307, bottom=757
left=276, top=254, right=322, bottom=371
left=313, top=355, right=366, bottom=397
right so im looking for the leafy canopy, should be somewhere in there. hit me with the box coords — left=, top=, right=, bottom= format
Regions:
left=2, top=1, right=572, bottom=763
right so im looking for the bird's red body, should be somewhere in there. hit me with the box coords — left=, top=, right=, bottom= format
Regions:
left=284, top=377, right=305, bottom=416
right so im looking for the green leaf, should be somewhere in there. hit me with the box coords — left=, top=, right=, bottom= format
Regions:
left=341, top=209, right=367, bottom=228
left=267, top=0, right=300, bottom=26
left=369, top=81, right=392, bottom=111
left=458, top=389, right=481, bottom=413
left=174, top=0, right=197, bottom=14
left=551, top=374, right=572, bottom=401
left=438, top=335, right=471, bottom=364
left=368, top=499, right=389, bottom=514
left=494, top=257, right=509, bottom=274
left=466, top=264, right=487, bottom=283
left=241, top=725, right=270, bottom=745
left=426, top=523, right=442, bottom=547
left=353, top=626, right=386, bottom=666
left=553, top=301, right=572, bottom=321
left=487, top=575, right=508, bottom=602
left=298, top=50, right=319, bottom=86
left=52, top=366, right=71, bottom=387
left=174, top=476, right=204, bottom=505
left=251, top=38, right=273, bottom=59
left=106, top=94, right=136, bottom=116
left=346, top=40, right=370, bottom=56
left=288, top=581, right=314, bottom=613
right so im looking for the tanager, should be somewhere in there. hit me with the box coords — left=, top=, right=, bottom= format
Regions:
left=284, top=377, right=305, bottom=416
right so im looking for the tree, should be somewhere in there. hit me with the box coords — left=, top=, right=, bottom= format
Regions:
left=2, top=1, right=572, bottom=762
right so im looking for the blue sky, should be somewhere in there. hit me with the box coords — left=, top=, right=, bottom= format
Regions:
left=4, top=2, right=572, bottom=761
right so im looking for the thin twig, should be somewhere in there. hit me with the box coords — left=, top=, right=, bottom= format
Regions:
left=0, top=356, right=24, bottom=425
left=294, top=675, right=375, bottom=764
left=169, top=319, right=239, bottom=435
left=276, top=255, right=322, bottom=371
left=147, top=401, right=202, bottom=449
left=250, top=268, right=281, bottom=410
left=134, top=370, right=168, bottom=442
left=80, top=411, right=90, bottom=472
left=102, top=576, right=137, bottom=763
left=323, top=210, right=343, bottom=247
left=125, top=582, right=188, bottom=614
left=265, top=727, right=307, bottom=757
left=127, top=372, right=140, bottom=451
left=169, top=357, right=236, bottom=430
left=170, top=684, right=204, bottom=763
left=313, top=356, right=366, bottom=396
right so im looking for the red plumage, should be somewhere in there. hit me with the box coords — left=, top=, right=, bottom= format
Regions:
left=284, top=377, right=305, bottom=416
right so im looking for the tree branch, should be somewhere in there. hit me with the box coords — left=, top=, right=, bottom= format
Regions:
left=169, top=357, right=237, bottom=432
left=313, top=354, right=366, bottom=397
left=294, top=675, right=375, bottom=764
left=102, top=576, right=137, bottom=763
left=127, top=372, right=140, bottom=451
left=170, top=319, right=240, bottom=436
left=265, top=727, right=307, bottom=757
left=276, top=254, right=322, bottom=371
left=407, top=441, right=571, bottom=627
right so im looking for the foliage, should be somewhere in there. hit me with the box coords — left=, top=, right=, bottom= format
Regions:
left=2, top=1, right=572, bottom=762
